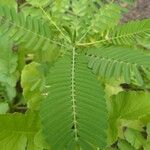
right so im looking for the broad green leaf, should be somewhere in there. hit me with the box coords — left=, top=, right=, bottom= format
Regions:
left=144, top=124, right=150, bottom=150
left=0, top=84, right=7, bottom=101
left=124, top=128, right=145, bottom=149
left=34, top=130, right=50, bottom=149
left=0, top=37, right=18, bottom=101
left=21, top=62, right=45, bottom=110
left=110, top=92, right=150, bottom=120
left=139, top=114, right=150, bottom=125
left=146, top=124, right=150, bottom=140
left=34, top=45, right=61, bottom=64
left=144, top=142, right=150, bottom=150
left=0, top=112, right=40, bottom=150
left=0, top=0, right=17, bottom=8
left=118, top=139, right=136, bottom=150
left=105, top=83, right=123, bottom=98
left=0, top=102, right=9, bottom=114
left=108, top=92, right=150, bottom=144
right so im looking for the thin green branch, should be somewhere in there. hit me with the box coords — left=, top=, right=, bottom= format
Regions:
left=76, top=28, right=150, bottom=47
left=76, top=39, right=105, bottom=46
left=77, top=28, right=91, bottom=44
left=39, top=6, right=71, bottom=43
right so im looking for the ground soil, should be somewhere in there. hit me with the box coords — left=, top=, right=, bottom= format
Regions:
left=122, top=0, right=150, bottom=22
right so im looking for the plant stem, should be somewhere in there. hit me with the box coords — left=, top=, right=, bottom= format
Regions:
left=76, top=28, right=150, bottom=47
left=39, top=6, right=71, bottom=43
left=71, top=47, right=78, bottom=141
left=76, top=39, right=106, bottom=46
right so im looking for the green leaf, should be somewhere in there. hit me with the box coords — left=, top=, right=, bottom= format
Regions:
left=112, top=92, right=150, bottom=119
left=21, top=6, right=44, bottom=19
left=109, top=19, right=150, bottom=46
left=0, top=102, right=9, bottom=114
left=0, top=0, right=17, bottom=8
left=0, top=5, right=58, bottom=51
left=118, top=139, right=136, bottom=150
left=137, top=36, right=150, bottom=50
left=26, top=0, right=49, bottom=7
left=0, top=36, right=18, bottom=101
left=40, top=54, right=108, bottom=150
left=144, top=123, right=150, bottom=150
left=146, top=124, right=150, bottom=141
left=77, top=19, right=150, bottom=47
left=0, top=112, right=40, bottom=150
left=144, top=141, right=150, bottom=150
left=87, top=46, right=150, bottom=85
left=124, top=128, right=145, bottom=149
left=0, top=84, right=7, bottom=101
left=21, top=62, right=45, bottom=110
left=34, top=130, right=50, bottom=149
left=108, top=92, right=150, bottom=144
left=91, top=3, right=122, bottom=33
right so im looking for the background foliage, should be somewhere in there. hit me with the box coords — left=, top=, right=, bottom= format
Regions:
left=0, top=0, right=149, bottom=150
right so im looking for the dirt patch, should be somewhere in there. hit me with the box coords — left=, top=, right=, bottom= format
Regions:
left=122, top=0, right=150, bottom=22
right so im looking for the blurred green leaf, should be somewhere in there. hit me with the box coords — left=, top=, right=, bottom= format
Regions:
left=144, top=124, right=150, bottom=150
left=34, top=130, right=50, bottom=149
left=0, top=112, right=40, bottom=150
left=0, top=102, right=9, bottom=114
left=21, top=62, right=45, bottom=110
left=0, top=0, right=17, bottom=8
left=26, top=0, right=49, bottom=7
left=118, top=139, right=136, bottom=150
left=108, top=92, right=150, bottom=144
left=0, top=37, right=18, bottom=101
left=124, top=128, right=145, bottom=149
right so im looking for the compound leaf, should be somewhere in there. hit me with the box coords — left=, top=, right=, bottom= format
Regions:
left=87, top=46, right=150, bottom=85
left=40, top=53, right=108, bottom=150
